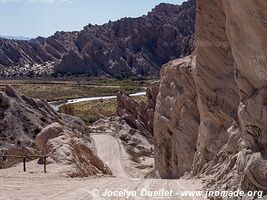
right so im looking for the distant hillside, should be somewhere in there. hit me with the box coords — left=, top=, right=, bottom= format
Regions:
left=0, top=35, right=32, bottom=41
left=0, top=0, right=196, bottom=77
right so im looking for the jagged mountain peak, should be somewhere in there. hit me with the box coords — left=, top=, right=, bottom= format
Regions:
left=0, top=1, right=196, bottom=77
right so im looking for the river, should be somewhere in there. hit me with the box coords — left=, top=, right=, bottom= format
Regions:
left=50, top=91, right=146, bottom=111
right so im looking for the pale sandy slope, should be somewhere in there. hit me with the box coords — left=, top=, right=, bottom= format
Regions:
left=0, top=134, right=204, bottom=200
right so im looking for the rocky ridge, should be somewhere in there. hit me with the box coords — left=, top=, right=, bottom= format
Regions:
left=0, top=0, right=196, bottom=77
left=154, top=55, right=199, bottom=179
left=0, top=32, right=78, bottom=68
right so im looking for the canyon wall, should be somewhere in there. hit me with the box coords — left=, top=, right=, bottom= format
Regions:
left=154, top=0, right=267, bottom=193
left=154, top=55, right=199, bottom=178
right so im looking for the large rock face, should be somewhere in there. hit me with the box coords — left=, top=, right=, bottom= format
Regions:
left=154, top=56, right=199, bottom=178
left=192, top=0, right=240, bottom=175
left=0, top=86, right=111, bottom=177
left=0, top=0, right=196, bottom=77
left=154, top=0, right=267, bottom=194
left=194, top=0, right=267, bottom=193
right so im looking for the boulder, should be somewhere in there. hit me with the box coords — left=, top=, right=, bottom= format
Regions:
left=36, top=123, right=112, bottom=177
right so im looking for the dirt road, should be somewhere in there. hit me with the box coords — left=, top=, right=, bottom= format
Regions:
left=92, top=134, right=129, bottom=178
left=0, top=134, right=204, bottom=200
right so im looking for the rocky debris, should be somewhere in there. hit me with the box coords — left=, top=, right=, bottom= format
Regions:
left=0, top=86, right=111, bottom=177
left=154, top=0, right=267, bottom=195
left=116, top=84, right=159, bottom=140
left=89, top=117, right=154, bottom=178
left=0, top=1, right=196, bottom=77
left=154, top=56, right=199, bottom=179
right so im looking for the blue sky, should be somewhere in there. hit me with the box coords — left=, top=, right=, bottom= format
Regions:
left=0, top=0, right=185, bottom=38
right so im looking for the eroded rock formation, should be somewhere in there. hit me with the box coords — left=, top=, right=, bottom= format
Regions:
left=154, top=56, right=199, bottom=178
left=0, top=32, right=78, bottom=67
left=116, top=84, right=159, bottom=140
left=36, top=123, right=111, bottom=177
left=194, top=0, right=267, bottom=193
left=0, top=0, right=196, bottom=77
left=154, top=0, right=267, bottom=195
left=56, top=1, right=196, bottom=77
left=0, top=86, right=111, bottom=177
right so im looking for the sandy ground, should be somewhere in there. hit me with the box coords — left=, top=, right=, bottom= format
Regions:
left=92, top=134, right=129, bottom=178
left=0, top=134, right=204, bottom=200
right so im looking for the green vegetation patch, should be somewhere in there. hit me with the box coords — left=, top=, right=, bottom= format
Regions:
left=59, top=96, right=146, bottom=125
left=0, top=77, right=154, bottom=101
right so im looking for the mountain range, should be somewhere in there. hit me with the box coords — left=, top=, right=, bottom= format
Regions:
left=0, top=0, right=195, bottom=77
left=0, top=36, right=32, bottom=41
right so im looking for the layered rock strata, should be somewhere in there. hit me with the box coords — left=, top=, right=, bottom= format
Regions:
left=154, top=0, right=267, bottom=194
left=154, top=56, right=199, bottom=178
left=0, top=0, right=196, bottom=77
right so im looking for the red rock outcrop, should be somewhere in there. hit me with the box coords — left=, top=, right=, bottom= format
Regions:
left=56, top=1, right=195, bottom=77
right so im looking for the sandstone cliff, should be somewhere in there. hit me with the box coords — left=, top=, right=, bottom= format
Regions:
left=154, top=56, right=199, bottom=178
left=194, top=0, right=267, bottom=193
left=0, top=0, right=196, bottom=77
left=0, top=86, right=111, bottom=177
left=154, top=0, right=267, bottom=195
